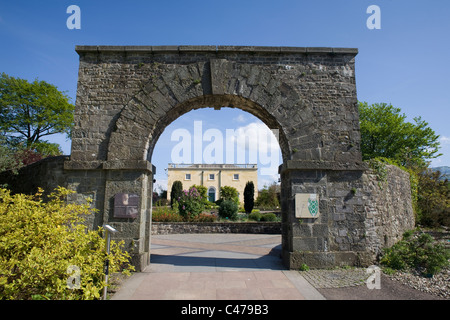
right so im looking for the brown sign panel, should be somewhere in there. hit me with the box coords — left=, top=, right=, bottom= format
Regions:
left=114, top=193, right=139, bottom=218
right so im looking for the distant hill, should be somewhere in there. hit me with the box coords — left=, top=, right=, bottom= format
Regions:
left=431, top=166, right=450, bottom=181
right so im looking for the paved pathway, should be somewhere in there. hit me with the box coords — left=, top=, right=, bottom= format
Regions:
left=111, top=234, right=325, bottom=300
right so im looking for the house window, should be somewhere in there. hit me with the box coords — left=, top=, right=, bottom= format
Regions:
left=185, top=173, right=191, bottom=180
left=233, top=174, right=239, bottom=180
left=208, top=187, right=216, bottom=203
left=208, top=174, right=215, bottom=180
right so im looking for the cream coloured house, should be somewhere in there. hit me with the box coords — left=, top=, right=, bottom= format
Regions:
left=167, top=164, right=258, bottom=204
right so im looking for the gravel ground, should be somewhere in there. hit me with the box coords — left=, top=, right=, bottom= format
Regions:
left=300, top=267, right=449, bottom=300
left=386, top=267, right=449, bottom=299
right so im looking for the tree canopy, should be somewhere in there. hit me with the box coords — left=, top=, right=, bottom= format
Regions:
left=0, top=73, right=74, bottom=147
left=358, top=102, right=441, bottom=168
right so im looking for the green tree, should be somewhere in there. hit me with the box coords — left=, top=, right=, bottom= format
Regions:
left=220, top=186, right=239, bottom=204
left=358, top=102, right=441, bottom=168
left=170, top=180, right=183, bottom=209
left=255, top=183, right=280, bottom=209
left=416, top=168, right=450, bottom=227
left=244, top=181, right=255, bottom=214
left=0, top=73, right=74, bottom=148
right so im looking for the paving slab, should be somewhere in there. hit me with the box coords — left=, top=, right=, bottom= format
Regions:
left=111, top=234, right=325, bottom=300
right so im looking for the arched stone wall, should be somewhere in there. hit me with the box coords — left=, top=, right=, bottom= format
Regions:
left=65, top=46, right=373, bottom=271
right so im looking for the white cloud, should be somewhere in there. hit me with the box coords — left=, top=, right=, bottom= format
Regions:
left=258, top=174, right=279, bottom=190
left=231, top=121, right=280, bottom=154
left=440, top=136, right=450, bottom=145
left=229, top=121, right=281, bottom=176
left=233, top=114, right=247, bottom=123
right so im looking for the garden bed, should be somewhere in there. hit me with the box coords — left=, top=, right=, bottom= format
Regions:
left=151, top=221, right=281, bottom=235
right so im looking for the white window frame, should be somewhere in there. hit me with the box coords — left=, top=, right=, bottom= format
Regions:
left=233, top=173, right=239, bottom=180
left=185, top=173, right=191, bottom=180
left=208, top=173, right=215, bottom=180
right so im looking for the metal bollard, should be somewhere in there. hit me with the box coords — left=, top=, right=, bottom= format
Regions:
left=103, top=224, right=118, bottom=300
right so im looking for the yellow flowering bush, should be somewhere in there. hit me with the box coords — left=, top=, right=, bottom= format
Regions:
left=0, top=187, right=134, bottom=300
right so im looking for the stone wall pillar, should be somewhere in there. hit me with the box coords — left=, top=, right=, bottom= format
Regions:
left=280, top=160, right=372, bottom=269
left=65, top=159, right=154, bottom=272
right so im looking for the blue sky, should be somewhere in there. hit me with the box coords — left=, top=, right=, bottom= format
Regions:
left=1, top=1, right=449, bottom=191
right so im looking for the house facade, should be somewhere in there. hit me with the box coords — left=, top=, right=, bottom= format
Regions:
left=167, top=164, right=258, bottom=204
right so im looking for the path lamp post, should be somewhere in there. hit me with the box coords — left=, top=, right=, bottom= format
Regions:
left=103, top=224, right=118, bottom=300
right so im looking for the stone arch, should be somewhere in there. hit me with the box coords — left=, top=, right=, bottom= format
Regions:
left=108, top=93, right=291, bottom=164
left=66, top=46, right=387, bottom=272
left=105, top=59, right=301, bottom=164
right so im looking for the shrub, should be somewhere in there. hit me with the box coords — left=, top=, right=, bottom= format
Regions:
left=152, top=207, right=184, bottom=222
left=187, top=213, right=216, bottom=223
left=191, top=184, right=209, bottom=207
left=177, top=186, right=205, bottom=219
left=152, top=207, right=216, bottom=222
left=260, top=212, right=277, bottom=222
left=248, top=212, right=262, bottom=221
left=380, top=229, right=450, bottom=276
left=299, top=263, right=310, bottom=271
left=0, top=187, right=134, bottom=300
left=218, top=199, right=238, bottom=221
left=220, top=186, right=239, bottom=204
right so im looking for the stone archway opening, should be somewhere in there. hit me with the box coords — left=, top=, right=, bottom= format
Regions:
left=141, top=94, right=290, bottom=166
left=149, top=104, right=284, bottom=197
left=148, top=101, right=285, bottom=270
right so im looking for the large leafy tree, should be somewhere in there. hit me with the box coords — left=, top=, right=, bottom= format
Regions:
left=0, top=73, right=74, bottom=148
left=358, top=102, right=441, bottom=168
left=417, top=168, right=449, bottom=227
